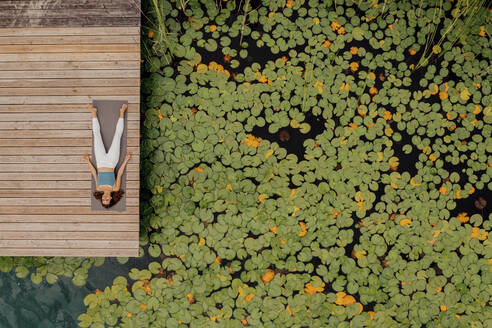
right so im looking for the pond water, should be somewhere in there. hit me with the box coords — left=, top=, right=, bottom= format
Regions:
left=0, top=254, right=151, bottom=327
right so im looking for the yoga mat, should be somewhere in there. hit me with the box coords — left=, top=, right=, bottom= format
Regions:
left=90, top=100, right=128, bottom=211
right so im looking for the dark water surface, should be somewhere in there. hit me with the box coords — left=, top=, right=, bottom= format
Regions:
left=0, top=255, right=150, bottom=328
left=0, top=272, right=87, bottom=328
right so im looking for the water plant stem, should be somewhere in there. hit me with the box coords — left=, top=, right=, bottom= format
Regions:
left=239, top=0, right=250, bottom=45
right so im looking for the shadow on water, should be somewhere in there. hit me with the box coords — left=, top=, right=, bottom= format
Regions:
left=0, top=249, right=152, bottom=328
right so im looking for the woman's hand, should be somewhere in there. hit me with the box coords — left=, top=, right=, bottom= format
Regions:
left=83, top=153, right=90, bottom=162
left=125, top=152, right=131, bottom=161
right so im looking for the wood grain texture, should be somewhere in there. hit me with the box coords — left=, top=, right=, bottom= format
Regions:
left=0, top=189, right=139, bottom=198
left=0, top=19, right=141, bottom=257
left=0, top=0, right=140, bottom=28
left=0, top=9, right=140, bottom=19
left=0, top=214, right=137, bottom=223
left=0, top=180, right=139, bottom=189
left=0, top=44, right=139, bottom=53
left=0, top=103, right=141, bottom=112
left=0, top=231, right=138, bottom=240
left=0, top=17, right=141, bottom=28
left=0, top=0, right=140, bottom=9
left=0, top=35, right=139, bottom=45
left=0, top=248, right=140, bottom=257
left=0, top=121, right=139, bottom=129
left=0, top=197, right=139, bottom=206
left=0, top=131, right=139, bottom=140
left=0, top=70, right=140, bottom=79
left=0, top=163, right=139, bottom=172
left=0, top=79, right=140, bottom=88
left=0, top=155, right=140, bottom=164
left=0, top=61, right=139, bottom=70
left=0, top=240, right=139, bottom=249
left=0, top=112, right=140, bottom=121
left=0, top=138, right=140, bottom=146
left=0, top=52, right=140, bottom=61
left=0, top=206, right=139, bottom=214
left=0, top=87, right=140, bottom=96
left=0, top=172, right=139, bottom=180
left=0, top=222, right=138, bottom=231
left=0, top=27, right=140, bottom=36
left=0, top=95, right=140, bottom=104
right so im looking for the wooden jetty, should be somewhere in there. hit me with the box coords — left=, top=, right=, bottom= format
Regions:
left=0, top=0, right=141, bottom=257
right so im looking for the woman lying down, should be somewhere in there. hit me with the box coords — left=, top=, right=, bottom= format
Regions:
left=83, top=103, right=131, bottom=208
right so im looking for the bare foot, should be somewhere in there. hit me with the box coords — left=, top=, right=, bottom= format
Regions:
left=88, top=104, right=97, bottom=117
left=120, top=104, right=128, bottom=115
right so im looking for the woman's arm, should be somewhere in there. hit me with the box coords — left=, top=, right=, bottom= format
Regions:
left=113, top=153, right=131, bottom=191
left=83, top=154, right=100, bottom=191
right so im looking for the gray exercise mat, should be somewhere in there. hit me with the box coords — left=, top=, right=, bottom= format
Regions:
left=90, top=100, right=128, bottom=211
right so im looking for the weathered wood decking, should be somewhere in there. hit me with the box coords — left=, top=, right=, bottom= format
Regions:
left=0, top=1, right=141, bottom=257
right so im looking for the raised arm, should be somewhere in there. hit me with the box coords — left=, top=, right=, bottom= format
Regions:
left=113, top=153, right=131, bottom=191
left=83, top=154, right=100, bottom=191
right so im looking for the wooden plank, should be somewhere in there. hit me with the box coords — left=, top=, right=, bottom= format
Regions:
left=0, top=0, right=140, bottom=10
left=0, top=122, right=92, bottom=130
left=0, top=95, right=140, bottom=104
left=0, top=222, right=138, bottom=231
left=0, top=9, right=140, bottom=19
left=0, top=17, right=141, bottom=28
left=0, top=240, right=139, bottom=249
left=0, top=206, right=138, bottom=215
left=0, top=155, right=140, bottom=164
left=0, top=231, right=138, bottom=240
left=0, top=121, right=139, bottom=130
left=0, top=189, right=139, bottom=198
left=0, top=180, right=139, bottom=189
left=0, top=112, right=139, bottom=121
left=0, top=214, right=137, bottom=223
left=0, top=138, right=92, bottom=146
left=0, top=248, right=140, bottom=257
left=0, top=197, right=139, bottom=206
left=0, top=52, right=139, bottom=62
left=0, top=36, right=139, bottom=45
left=0, top=163, right=139, bottom=172
left=0, top=70, right=140, bottom=79
left=0, top=60, right=140, bottom=70
left=0, top=130, right=139, bottom=139
left=0, top=79, right=140, bottom=88
left=0, top=44, right=139, bottom=53
left=2, top=231, right=139, bottom=241
left=0, top=131, right=90, bottom=139
left=0, top=87, right=140, bottom=96
left=0, top=103, right=140, bottom=112
left=0, top=144, right=89, bottom=152
left=0, top=0, right=140, bottom=8
left=0, top=27, right=140, bottom=36
left=0, top=172, right=139, bottom=180
left=0, top=137, right=140, bottom=146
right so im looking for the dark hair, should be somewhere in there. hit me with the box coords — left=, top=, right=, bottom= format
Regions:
left=93, top=190, right=125, bottom=208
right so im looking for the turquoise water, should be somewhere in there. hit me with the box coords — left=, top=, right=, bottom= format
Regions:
left=0, top=255, right=151, bottom=328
